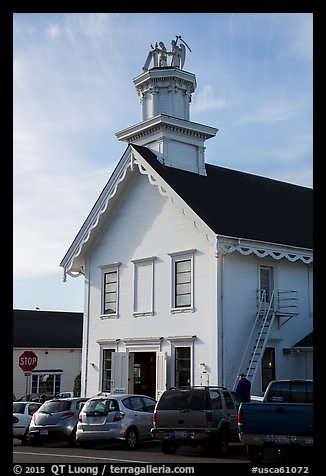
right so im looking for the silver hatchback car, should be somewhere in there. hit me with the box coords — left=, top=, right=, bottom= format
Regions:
left=76, top=393, right=157, bottom=449
left=28, top=397, right=89, bottom=446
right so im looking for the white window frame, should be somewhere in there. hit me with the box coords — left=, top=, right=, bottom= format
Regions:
left=97, top=339, right=119, bottom=394
left=168, top=336, right=195, bottom=386
left=131, top=257, right=156, bottom=317
left=31, top=370, right=63, bottom=395
left=168, top=249, right=195, bottom=313
left=259, top=263, right=275, bottom=304
left=99, top=262, right=120, bottom=319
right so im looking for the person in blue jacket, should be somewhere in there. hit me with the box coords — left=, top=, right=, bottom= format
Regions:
left=236, top=373, right=251, bottom=403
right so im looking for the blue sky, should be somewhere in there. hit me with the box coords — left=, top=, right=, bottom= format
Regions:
left=13, top=13, right=313, bottom=312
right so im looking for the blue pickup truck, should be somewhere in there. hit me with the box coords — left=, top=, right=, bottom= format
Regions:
left=238, top=379, right=313, bottom=463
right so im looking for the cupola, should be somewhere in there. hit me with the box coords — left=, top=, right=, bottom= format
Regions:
left=115, top=37, right=218, bottom=176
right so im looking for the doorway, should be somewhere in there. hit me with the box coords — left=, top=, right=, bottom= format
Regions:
left=132, top=352, right=156, bottom=398
left=261, top=347, right=275, bottom=392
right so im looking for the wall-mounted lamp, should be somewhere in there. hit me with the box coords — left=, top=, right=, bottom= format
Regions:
left=283, top=348, right=291, bottom=355
left=89, top=362, right=95, bottom=368
left=199, top=362, right=206, bottom=370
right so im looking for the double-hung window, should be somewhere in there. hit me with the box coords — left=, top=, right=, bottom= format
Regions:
left=100, top=263, right=120, bottom=318
left=169, top=250, right=195, bottom=312
left=102, top=348, right=113, bottom=392
left=175, top=346, right=191, bottom=386
left=259, top=265, right=274, bottom=304
left=132, top=257, right=155, bottom=317
left=168, top=336, right=195, bottom=386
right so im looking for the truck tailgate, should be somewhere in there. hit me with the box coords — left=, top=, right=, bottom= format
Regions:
left=156, top=409, right=207, bottom=428
left=241, top=403, right=313, bottom=436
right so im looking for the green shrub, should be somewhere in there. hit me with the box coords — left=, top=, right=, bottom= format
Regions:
left=73, top=372, right=81, bottom=397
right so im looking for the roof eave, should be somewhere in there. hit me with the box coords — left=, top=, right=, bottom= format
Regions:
left=60, top=145, right=134, bottom=280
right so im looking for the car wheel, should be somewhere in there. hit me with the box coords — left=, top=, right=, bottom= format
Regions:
left=68, top=427, right=77, bottom=447
left=123, top=428, right=138, bottom=450
left=21, top=428, right=29, bottom=445
left=247, top=445, right=264, bottom=463
left=216, top=429, right=229, bottom=457
left=79, top=441, right=91, bottom=449
left=30, top=438, right=42, bottom=447
left=161, top=441, right=177, bottom=454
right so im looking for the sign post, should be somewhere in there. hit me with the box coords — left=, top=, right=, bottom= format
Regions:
left=19, top=351, right=38, bottom=398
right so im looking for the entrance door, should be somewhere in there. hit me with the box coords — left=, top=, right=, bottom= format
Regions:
left=133, top=352, right=156, bottom=398
left=111, top=352, right=129, bottom=394
left=111, top=351, right=167, bottom=400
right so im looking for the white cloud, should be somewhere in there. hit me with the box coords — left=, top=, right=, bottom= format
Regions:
left=46, top=22, right=62, bottom=39
left=13, top=31, right=122, bottom=279
left=192, top=85, right=228, bottom=112
left=280, top=13, right=313, bottom=62
left=65, top=13, right=121, bottom=40
left=239, top=99, right=297, bottom=124
left=13, top=160, right=113, bottom=279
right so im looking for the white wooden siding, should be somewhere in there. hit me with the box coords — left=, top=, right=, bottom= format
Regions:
left=221, top=253, right=313, bottom=394
left=81, top=168, right=312, bottom=397
left=83, top=171, right=217, bottom=396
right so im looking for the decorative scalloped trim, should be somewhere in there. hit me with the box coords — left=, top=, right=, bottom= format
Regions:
left=218, top=244, right=313, bottom=264
left=63, top=146, right=312, bottom=280
left=63, top=148, right=216, bottom=280
left=63, top=151, right=134, bottom=279
left=134, top=154, right=215, bottom=245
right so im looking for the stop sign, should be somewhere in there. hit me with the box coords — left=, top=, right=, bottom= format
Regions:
left=19, top=351, right=38, bottom=372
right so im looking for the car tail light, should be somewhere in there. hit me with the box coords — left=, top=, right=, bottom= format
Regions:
left=205, top=412, right=213, bottom=423
left=59, top=412, right=75, bottom=420
left=13, top=416, right=19, bottom=424
left=238, top=408, right=243, bottom=425
left=152, top=411, right=157, bottom=425
left=32, top=413, right=37, bottom=421
left=113, top=411, right=125, bottom=422
left=78, top=416, right=83, bottom=423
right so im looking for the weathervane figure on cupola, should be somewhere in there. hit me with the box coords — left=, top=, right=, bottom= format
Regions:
left=142, top=35, right=191, bottom=72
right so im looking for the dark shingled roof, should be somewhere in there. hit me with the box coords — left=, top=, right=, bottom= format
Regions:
left=292, top=332, right=313, bottom=348
left=13, top=309, right=83, bottom=348
left=132, top=144, right=312, bottom=249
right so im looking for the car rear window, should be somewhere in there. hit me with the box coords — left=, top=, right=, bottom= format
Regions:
left=266, top=381, right=313, bottom=403
left=40, top=401, right=71, bottom=413
left=157, top=390, right=206, bottom=410
left=84, top=399, right=119, bottom=415
left=13, top=403, right=26, bottom=414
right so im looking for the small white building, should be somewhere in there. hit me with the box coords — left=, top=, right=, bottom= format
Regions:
left=13, top=309, right=83, bottom=399
left=61, top=51, right=312, bottom=399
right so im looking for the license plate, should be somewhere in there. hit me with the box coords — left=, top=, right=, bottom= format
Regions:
left=267, top=435, right=294, bottom=444
left=175, top=431, right=188, bottom=439
left=89, top=416, right=105, bottom=424
left=40, top=429, right=48, bottom=435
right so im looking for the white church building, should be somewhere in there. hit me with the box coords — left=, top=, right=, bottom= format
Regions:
left=60, top=41, right=313, bottom=399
